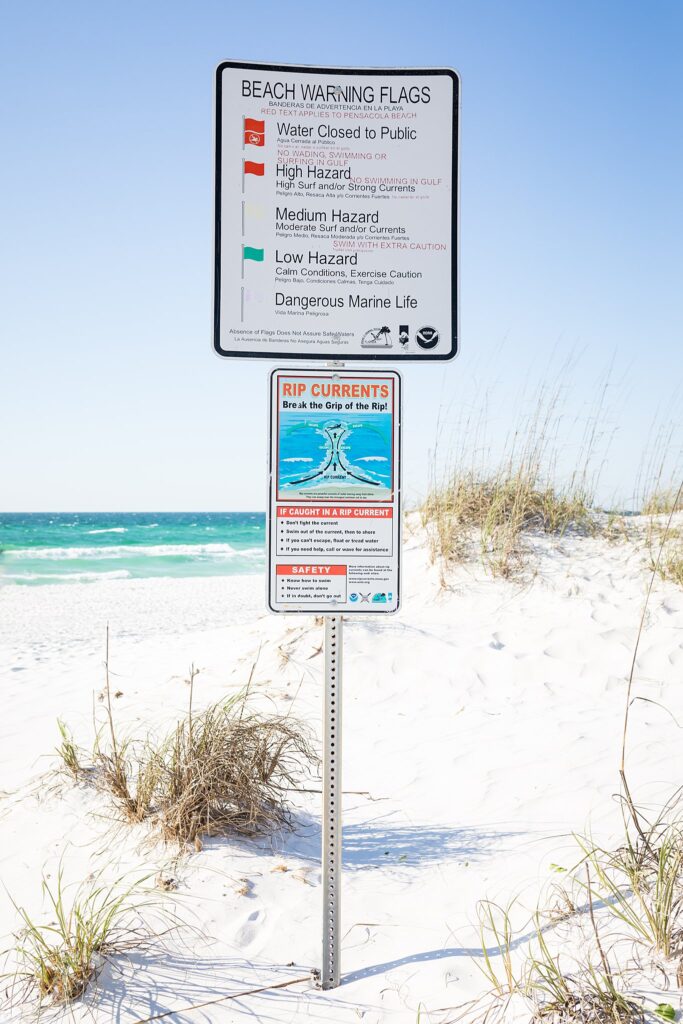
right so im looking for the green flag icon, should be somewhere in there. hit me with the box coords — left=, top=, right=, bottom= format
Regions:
left=243, top=246, right=264, bottom=262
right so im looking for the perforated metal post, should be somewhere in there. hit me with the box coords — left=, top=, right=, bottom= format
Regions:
left=322, top=614, right=343, bottom=989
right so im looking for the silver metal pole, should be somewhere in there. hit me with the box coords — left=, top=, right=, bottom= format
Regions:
left=322, top=613, right=343, bottom=989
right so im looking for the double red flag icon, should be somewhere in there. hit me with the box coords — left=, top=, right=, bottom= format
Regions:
left=243, top=117, right=265, bottom=146
left=244, top=160, right=265, bottom=177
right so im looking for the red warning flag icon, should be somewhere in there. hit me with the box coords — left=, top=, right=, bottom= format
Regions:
left=243, top=117, right=265, bottom=146
left=244, top=160, right=265, bottom=176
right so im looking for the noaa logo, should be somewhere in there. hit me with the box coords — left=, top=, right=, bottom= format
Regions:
left=416, top=326, right=440, bottom=349
left=349, top=593, right=359, bottom=603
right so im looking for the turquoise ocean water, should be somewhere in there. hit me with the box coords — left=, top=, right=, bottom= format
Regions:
left=0, top=513, right=265, bottom=586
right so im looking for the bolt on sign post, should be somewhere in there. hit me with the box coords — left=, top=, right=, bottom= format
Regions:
left=213, top=60, right=459, bottom=990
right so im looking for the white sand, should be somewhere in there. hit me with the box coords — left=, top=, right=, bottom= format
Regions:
left=1, top=519, right=682, bottom=1022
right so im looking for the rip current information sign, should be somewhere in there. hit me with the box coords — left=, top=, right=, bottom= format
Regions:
left=214, top=61, right=459, bottom=361
left=268, top=368, right=401, bottom=613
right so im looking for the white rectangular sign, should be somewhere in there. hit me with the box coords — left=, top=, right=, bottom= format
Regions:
left=215, top=62, right=459, bottom=361
left=268, top=368, right=401, bottom=613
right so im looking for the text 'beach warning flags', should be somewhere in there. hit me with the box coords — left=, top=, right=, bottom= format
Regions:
left=243, top=117, right=265, bottom=146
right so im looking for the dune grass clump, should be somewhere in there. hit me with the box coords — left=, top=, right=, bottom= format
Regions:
left=471, top=895, right=644, bottom=1024
left=422, top=465, right=595, bottom=579
left=150, top=694, right=317, bottom=844
left=642, top=489, right=683, bottom=516
left=466, top=802, right=683, bottom=1024
left=643, top=480, right=683, bottom=588
left=524, top=905, right=644, bottom=1024
left=88, top=694, right=317, bottom=845
left=578, top=816, right=683, bottom=963
left=58, top=643, right=318, bottom=847
left=6, top=869, right=154, bottom=1009
left=650, top=531, right=683, bottom=588
left=420, top=371, right=609, bottom=578
left=657, top=545, right=683, bottom=587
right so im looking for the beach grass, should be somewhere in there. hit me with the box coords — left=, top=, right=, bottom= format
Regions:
left=150, top=691, right=317, bottom=845
left=59, top=644, right=318, bottom=847
left=463, top=518, right=683, bottom=1024
left=648, top=525, right=683, bottom=587
left=418, top=370, right=612, bottom=578
left=643, top=481, right=683, bottom=588
left=5, top=868, right=156, bottom=1009
left=474, top=899, right=519, bottom=998
left=56, top=719, right=81, bottom=778
left=467, top=809, right=683, bottom=1023
left=643, top=489, right=683, bottom=516
left=422, top=469, right=594, bottom=578
left=577, top=822, right=683, bottom=961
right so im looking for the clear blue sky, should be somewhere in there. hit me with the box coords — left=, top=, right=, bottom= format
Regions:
left=1, top=0, right=681, bottom=511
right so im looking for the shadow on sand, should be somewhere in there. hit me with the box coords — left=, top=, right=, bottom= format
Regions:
left=276, top=813, right=519, bottom=870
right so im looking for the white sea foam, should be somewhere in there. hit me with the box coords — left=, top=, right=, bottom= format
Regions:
left=7, top=543, right=240, bottom=560
left=87, top=527, right=128, bottom=534
left=3, top=569, right=132, bottom=582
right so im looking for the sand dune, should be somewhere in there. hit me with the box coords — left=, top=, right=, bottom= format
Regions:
left=1, top=518, right=682, bottom=1022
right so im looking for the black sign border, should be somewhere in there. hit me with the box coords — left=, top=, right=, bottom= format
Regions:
left=214, top=61, right=459, bottom=362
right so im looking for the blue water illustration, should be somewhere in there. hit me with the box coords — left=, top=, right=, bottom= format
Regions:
left=278, top=413, right=392, bottom=497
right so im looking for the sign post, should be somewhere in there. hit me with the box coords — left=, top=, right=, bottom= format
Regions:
left=213, top=59, right=459, bottom=989
left=322, top=614, right=342, bottom=989
left=267, top=367, right=400, bottom=987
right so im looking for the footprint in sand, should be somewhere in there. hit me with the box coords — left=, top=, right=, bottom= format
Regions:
left=233, top=907, right=267, bottom=949
left=599, top=628, right=631, bottom=648
left=591, top=603, right=617, bottom=626
left=668, top=645, right=683, bottom=667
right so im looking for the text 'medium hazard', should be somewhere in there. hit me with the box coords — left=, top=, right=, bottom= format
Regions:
left=268, top=368, right=401, bottom=614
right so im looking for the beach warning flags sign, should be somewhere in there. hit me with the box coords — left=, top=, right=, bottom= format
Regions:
left=244, top=117, right=265, bottom=146
left=214, top=61, right=459, bottom=361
